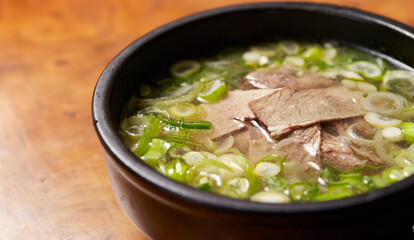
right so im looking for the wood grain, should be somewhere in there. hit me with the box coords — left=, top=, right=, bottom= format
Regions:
left=0, top=0, right=413, bottom=239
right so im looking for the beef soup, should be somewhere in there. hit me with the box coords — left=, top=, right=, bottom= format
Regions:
left=119, top=41, right=414, bottom=203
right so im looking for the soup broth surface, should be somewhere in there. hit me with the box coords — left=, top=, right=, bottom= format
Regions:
left=120, top=41, right=414, bottom=203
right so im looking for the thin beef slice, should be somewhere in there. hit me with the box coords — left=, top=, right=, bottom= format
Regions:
left=248, top=87, right=367, bottom=139
left=321, top=117, right=382, bottom=171
left=248, top=124, right=323, bottom=178
left=243, top=67, right=337, bottom=90
left=201, top=89, right=275, bottom=139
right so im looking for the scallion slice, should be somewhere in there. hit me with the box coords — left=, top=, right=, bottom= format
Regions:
left=402, top=122, right=414, bottom=144
left=197, top=80, right=228, bottom=103
left=165, top=159, right=188, bottom=182
left=382, top=127, right=404, bottom=142
left=120, top=114, right=148, bottom=138
left=220, top=177, right=250, bottom=198
left=313, top=186, right=354, bottom=201
left=142, top=138, right=170, bottom=166
left=214, top=135, right=234, bottom=155
left=170, top=60, right=201, bottom=78
left=133, top=116, right=162, bottom=157
left=321, top=47, right=337, bottom=62
left=364, top=112, right=402, bottom=128
left=301, top=46, right=324, bottom=59
left=250, top=191, right=290, bottom=203
left=284, top=56, right=305, bottom=67
left=347, top=60, right=382, bottom=80
left=254, top=155, right=284, bottom=177
left=288, top=182, right=319, bottom=202
left=183, top=151, right=206, bottom=165
left=168, top=143, right=191, bottom=158
left=279, top=40, right=299, bottom=55
left=159, top=117, right=212, bottom=130
left=250, top=43, right=278, bottom=56
left=383, top=70, right=414, bottom=100
left=361, top=92, right=407, bottom=115
left=168, top=103, right=197, bottom=120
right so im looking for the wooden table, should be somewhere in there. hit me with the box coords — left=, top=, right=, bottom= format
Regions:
left=1, top=0, right=413, bottom=239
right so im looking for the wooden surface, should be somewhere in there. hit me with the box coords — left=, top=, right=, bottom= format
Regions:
left=1, top=0, right=413, bottom=239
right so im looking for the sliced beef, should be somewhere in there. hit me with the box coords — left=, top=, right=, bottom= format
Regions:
left=248, top=124, right=322, bottom=179
left=201, top=89, right=275, bottom=139
left=249, top=87, right=367, bottom=139
left=243, top=67, right=337, bottom=90
left=321, top=117, right=382, bottom=171
left=296, top=72, right=338, bottom=89
left=243, top=67, right=296, bottom=89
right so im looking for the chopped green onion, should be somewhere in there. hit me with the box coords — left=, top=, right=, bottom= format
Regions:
left=347, top=61, right=382, bottom=80
left=250, top=43, right=278, bottom=56
left=218, top=151, right=258, bottom=195
left=170, top=60, right=201, bottom=78
left=361, top=92, right=407, bottom=115
left=338, top=172, right=363, bottom=181
left=142, top=138, right=170, bottom=166
left=402, top=123, right=414, bottom=144
left=168, top=143, right=192, bottom=158
left=250, top=191, right=290, bottom=203
left=217, top=153, right=244, bottom=176
left=136, top=81, right=205, bottom=108
left=214, top=135, right=234, bottom=155
left=364, top=112, right=402, bottom=128
left=357, top=82, right=377, bottom=92
left=197, top=182, right=211, bottom=191
left=313, top=186, right=354, bottom=201
left=301, top=46, right=324, bottom=60
left=221, top=177, right=250, bottom=198
left=339, top=70, right=364, bottom=80
left=197, top=80, right=228, bottom=103
left=187, top=158, right=233, bottom=190
left=284, top=56, right=305, bottom=67
left=183, top=151, right=206, bottom=165
left=254, top=162, right=281, bottom=177
left=382, top=168, right=404, bottom=184
left=242, top=51, right=261, bottom=64
left=254, top=155, right=284, bottom=175
left=363, top=176, right=377, bottom=190
left=383, top=70, right=414, bottom=99
left=321, top=47, right=337, bottom=62
left=279, top=40, right=299, bottom=55
left=168, top=103, right=197, bottom=120
left=165, top=159, right=188, bottom=182
left=321, top=69, right=363, bottom=80
left=133, top=116, right=162, bottom=157
left=258, top=56, right=269, bottom=66
left=341, top=79, right=358, bottom=90
left=382, top=127, right=404, bottom=142
left=326, top=178, right=368, bottom=193
left=120, top=114, right=148, bottom=139
left=159, top=117, right=212, bottom=130
left=319, top=167, right=339, bottom=183
left=158, top=136, right=211, bottom=152
left=261, top=176, right=287, bottom=190
left=402, top=165, right=414, bottom=177
left=288, top=182, right=319, bottom=202
left=138, top=107, right=169, bottom=118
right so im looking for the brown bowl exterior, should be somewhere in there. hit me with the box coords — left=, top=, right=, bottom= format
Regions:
left=93, top=3, right=414, bottom=239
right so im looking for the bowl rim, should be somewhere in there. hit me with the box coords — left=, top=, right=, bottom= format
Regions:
left=92, top=1, right=414, bottom=214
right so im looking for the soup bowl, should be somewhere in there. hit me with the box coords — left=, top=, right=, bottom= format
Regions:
left=92, top=2, right=414, bottom=239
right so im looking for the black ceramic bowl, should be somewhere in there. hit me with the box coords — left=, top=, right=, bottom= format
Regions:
left=93, top=2, right=414, bottom=239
